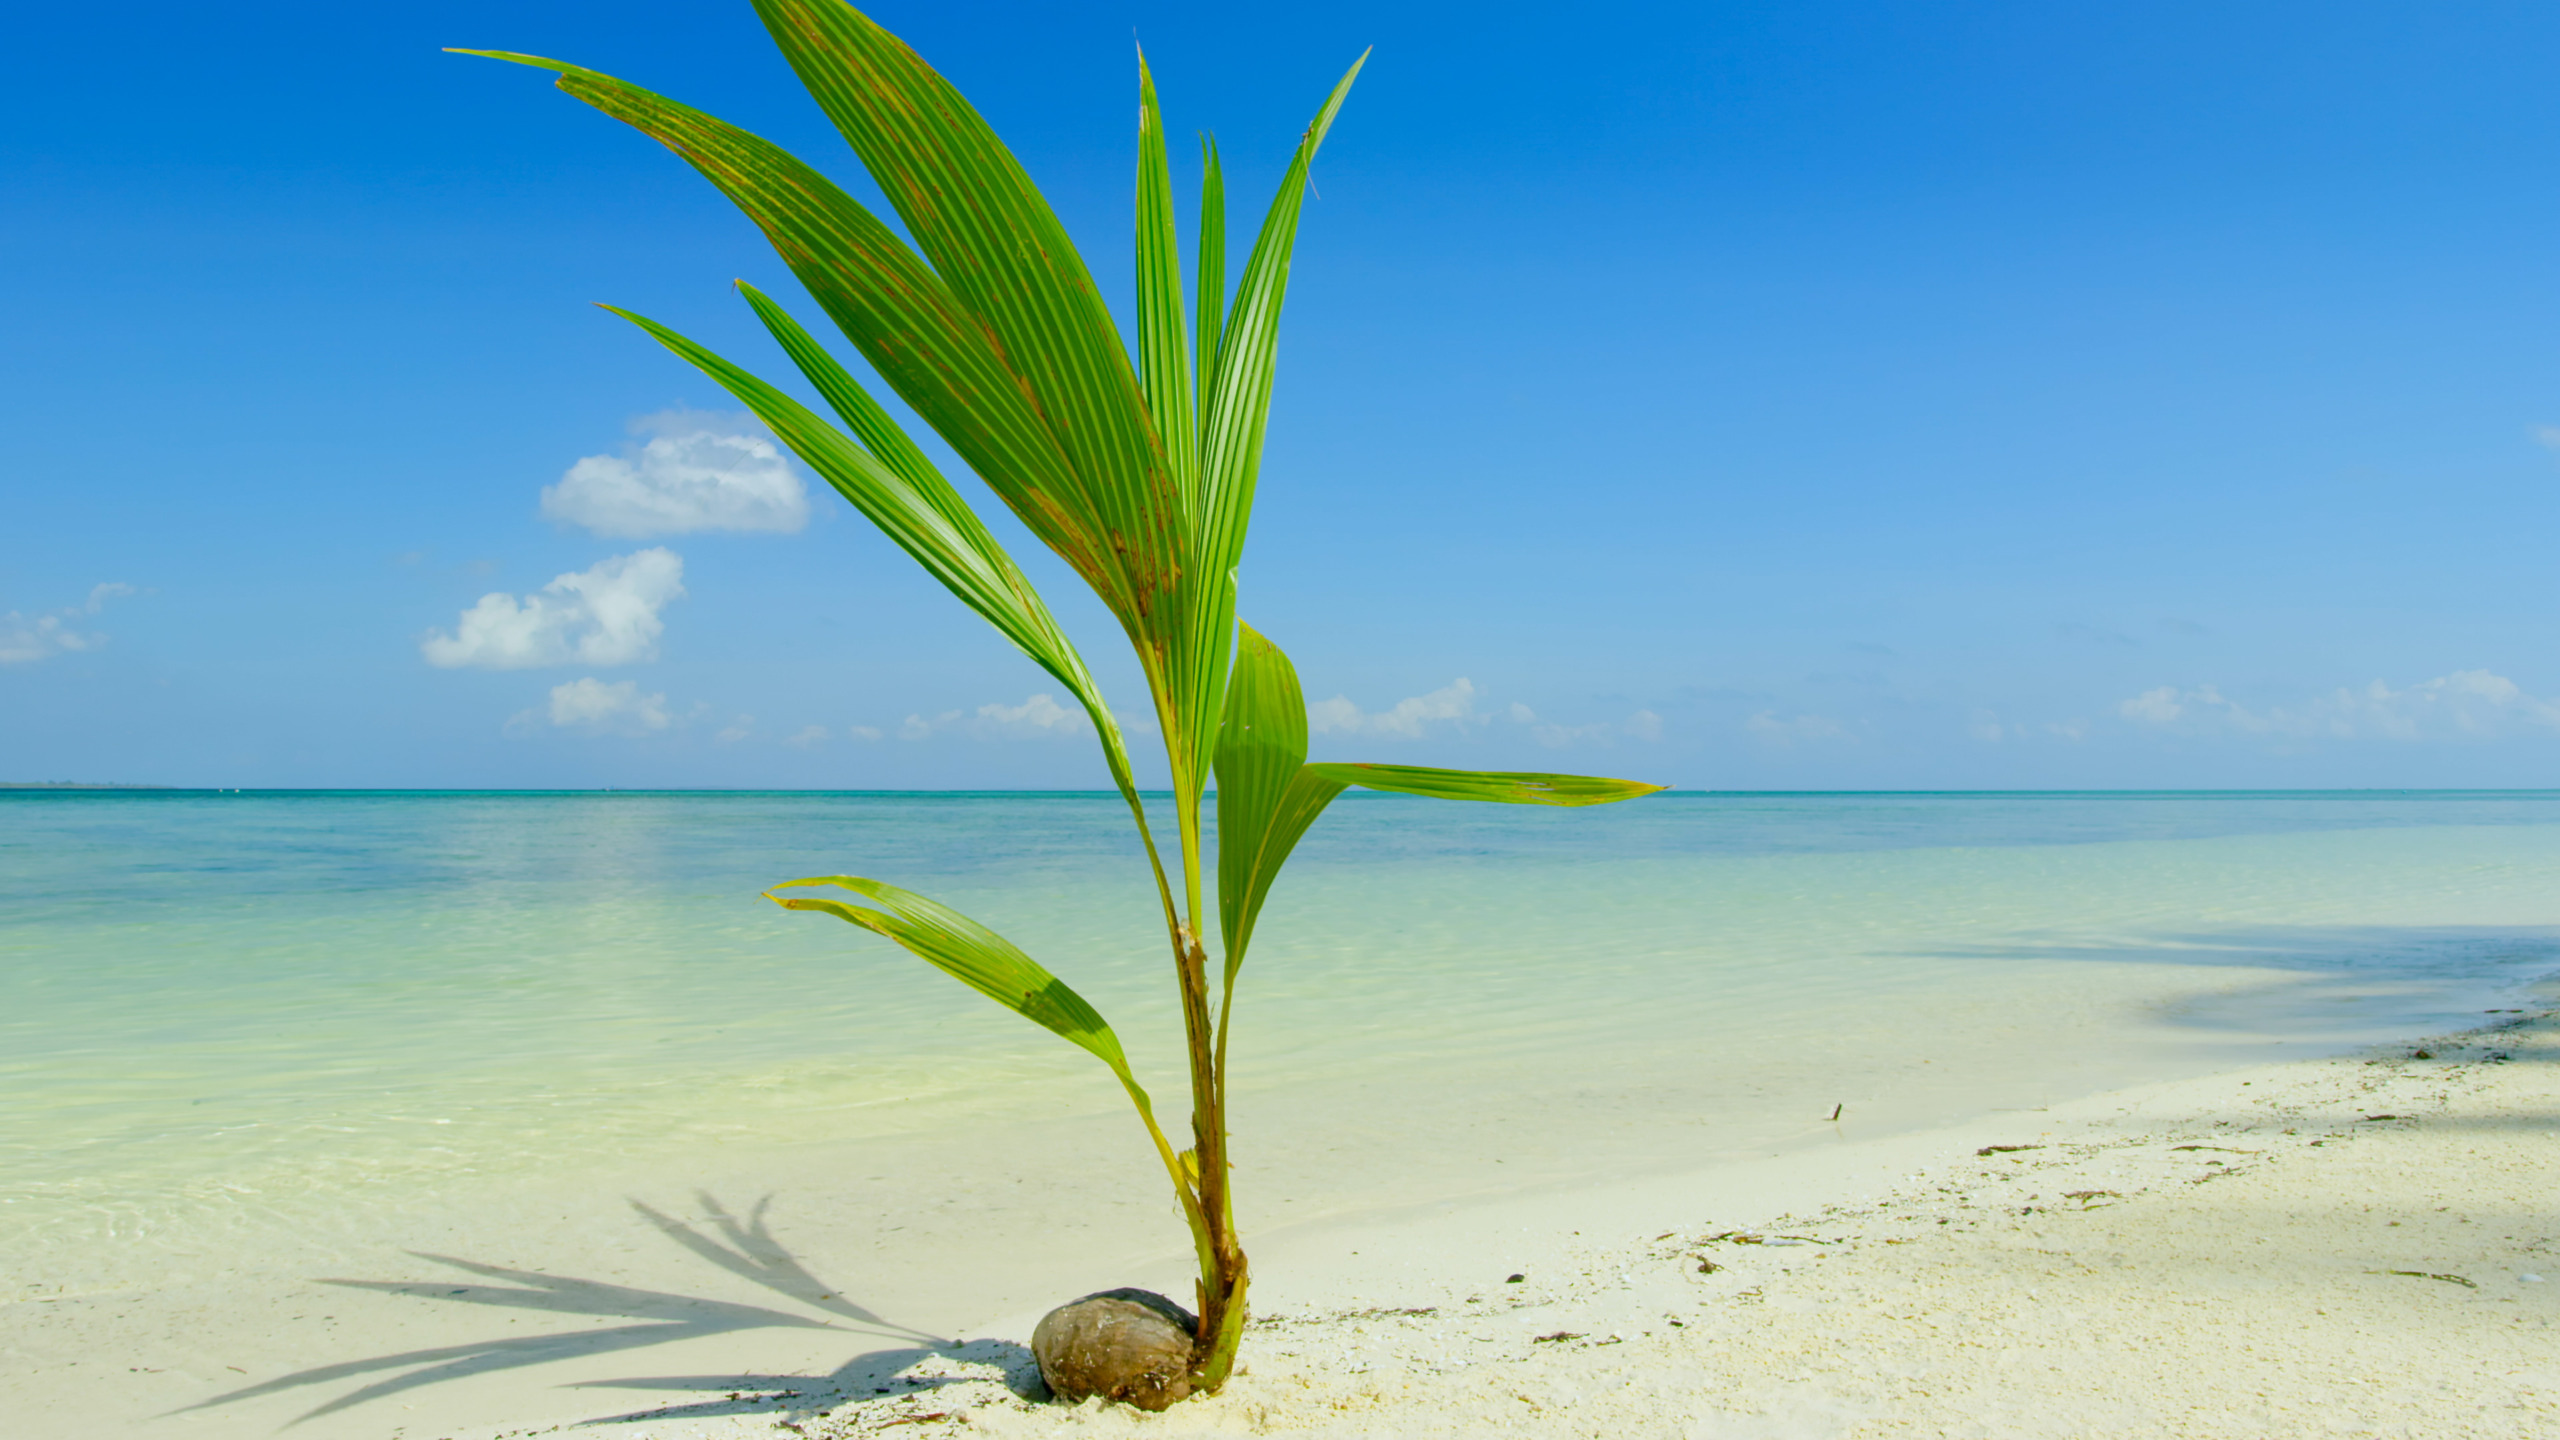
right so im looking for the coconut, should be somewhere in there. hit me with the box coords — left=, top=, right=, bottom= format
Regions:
left=1030, top=1288, right=1199, bottom=1410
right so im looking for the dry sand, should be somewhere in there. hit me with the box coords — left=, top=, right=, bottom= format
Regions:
left=601, top=1002, right=2558, bottom=1440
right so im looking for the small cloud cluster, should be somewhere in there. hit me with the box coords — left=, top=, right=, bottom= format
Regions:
left=2119, top=686, right=2190, bottom=726
left=1970, top=712, right=2090, bottom=743
left=1, top=583, right=135, bottom=665
left=785, top=723, right=886, bottom=747
left=420, top=409, right=830, bottom=737
left=898, top=693, right=1087, bottom=741
left=1504, top=699, right=1662, bottom=748
left=2118, top=669, right=2560, bottom=741
left=1304, top=679, right=1660, bottom=748
left=508, top=677, right=676, bottom=737
left=541, top=410, right=809, bottom=538
left=707, top=699, right=1085, bottom=750
left=423, top=549, right=686, bottom=670
left=1745, top=710, right=1847, bottom=746
left=1309, top=679, right=1480, bottom=738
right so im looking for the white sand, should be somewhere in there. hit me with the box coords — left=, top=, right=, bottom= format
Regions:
left=23, top=1000, right=2554, bottom=1439
left=658, top=1001, right=2558, bottom=1440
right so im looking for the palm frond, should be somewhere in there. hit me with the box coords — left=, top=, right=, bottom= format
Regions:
left=1306, top=763, right=1670, bottom=806
left=1214, top=625, right=1348, bottom=985
left=602, top=300, right=1151, bottom=812
left=1192, top=134, right=1226, bottom=431
left=748, top=0, right=1185, bottom=658
left=769, top=875, right=1197, bottom=1224
left=1172, top=55, right=1368, bottom=815
left=1135, top=49, right=1196, bottom=510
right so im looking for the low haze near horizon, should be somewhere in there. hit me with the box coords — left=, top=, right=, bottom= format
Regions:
left=8, top=0, right=2560, bottom=789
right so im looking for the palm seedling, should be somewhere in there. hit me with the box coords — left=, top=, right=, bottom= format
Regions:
left=461, top=0, right=1663, bottom=1399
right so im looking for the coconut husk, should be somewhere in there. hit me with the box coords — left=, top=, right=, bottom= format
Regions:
left=1030, top=1287, right=1199, bottom=1410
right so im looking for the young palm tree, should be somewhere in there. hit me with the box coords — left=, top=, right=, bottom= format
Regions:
left=461, top=0, right=1661, bottom=1397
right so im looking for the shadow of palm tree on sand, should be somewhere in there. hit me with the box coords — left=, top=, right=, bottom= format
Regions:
left=178, top=1191, right=1036, bottom=1428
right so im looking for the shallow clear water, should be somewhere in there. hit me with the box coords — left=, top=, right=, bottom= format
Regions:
left=5, top=789, right=2558, bottom=1258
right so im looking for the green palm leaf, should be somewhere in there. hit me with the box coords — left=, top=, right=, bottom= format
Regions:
left=769, top=874, right=1197, bottom=1226
left=1172, top=55, right=1367, bottom=817
left=1195, top=54, right=1365, bottom=546
left=735, top=279, right=959, bottom=519
left=452, top=45, right=1172, bottom=675
left=1192, top=134, right=1226, bottom=431
left=748, top=0, right=1185, bottom=657
left=1216, top=631, right=1666, bottom=979
left=1306, top=763, right=1669, bottom=806
left=770, top=875, right=1137, bottom=1076
left=600, top=300, right=1151, bottom=812
left=1135, top=50, right=1195, bottom=509
left=1214, top=625, right=1349, bottom=985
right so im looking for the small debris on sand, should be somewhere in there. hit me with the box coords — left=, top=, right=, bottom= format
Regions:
left=2378, top=1270, right=2477, bottom=1289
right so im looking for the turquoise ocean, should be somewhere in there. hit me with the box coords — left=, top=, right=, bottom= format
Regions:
left=6, top=790, right=2559, bottom=1290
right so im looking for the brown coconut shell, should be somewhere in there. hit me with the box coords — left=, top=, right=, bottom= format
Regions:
left=1029, top=1287, right=1199, bottom=1410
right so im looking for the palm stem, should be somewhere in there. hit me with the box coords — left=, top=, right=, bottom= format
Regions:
left=1115, top=791, right=1215, bottom=1281
left=1169, top=781, right=1245, bottom=1379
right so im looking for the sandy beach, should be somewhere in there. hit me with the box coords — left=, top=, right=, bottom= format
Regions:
left=690, top=999, right=2559, bottom=1440
left=35, top=991, right=2539, bottom=1440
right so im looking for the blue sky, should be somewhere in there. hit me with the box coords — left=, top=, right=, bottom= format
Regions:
left=7, top=0, right=2560, bottom=789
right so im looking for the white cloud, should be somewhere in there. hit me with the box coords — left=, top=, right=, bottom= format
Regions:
left=715, top=715, right=755, bottom=744
left=974, top=693, right=1084, bottom=736
left=898, top=695, right=1086, bottom=741
left=787, top=724, right=830, bottom=747
left=2118, top=670, right=2560, bottom=741
left=1746, top=710, right=1847, bottom=746
left=422, top=548, right=685, bottom=669
left=541, top=410, right=808, bottom=538
left=1, top=583, right=135, bottom=665
left=848, top=724, right=884, bottom=742
left=1308, top=678, right=1479, bottom=738
left=508, top=677, right=674, bottom=736
left=2119, top=686, right=2187, bottom=725
left=1306, top=696, right=1362, bottom=734
left=1507, top=701, right=1663, bottom=749
left=1971, top=710, right=2087, bottom=743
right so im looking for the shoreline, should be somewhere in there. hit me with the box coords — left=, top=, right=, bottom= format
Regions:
left=631, top=993, right=2557, bottom=1439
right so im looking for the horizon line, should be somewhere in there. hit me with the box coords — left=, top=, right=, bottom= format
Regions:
left=8, top=785, right=2560, bottom=799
